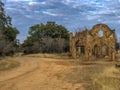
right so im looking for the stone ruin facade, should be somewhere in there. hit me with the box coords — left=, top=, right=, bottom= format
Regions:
left=70, top=24, right=116, bottom=60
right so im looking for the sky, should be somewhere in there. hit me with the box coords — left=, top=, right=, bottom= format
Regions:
left=2, top=0, right=120, bottom=43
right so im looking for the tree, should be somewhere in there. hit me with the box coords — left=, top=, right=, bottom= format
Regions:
left=4, top=26, right=19, bottom=42
left=0, top=1, right=19, bottom=56
left=29, top=22, right=69, bottom=39
left=22, top=21, right=69, bottom=54
left=0, top=1, right=11, bottom=27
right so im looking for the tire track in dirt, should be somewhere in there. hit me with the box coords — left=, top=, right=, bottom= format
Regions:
left=0, top=56, right=85, bottom=90
left=0, top=57, right=39, bottom=82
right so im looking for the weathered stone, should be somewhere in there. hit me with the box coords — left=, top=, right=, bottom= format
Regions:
left=70, top=24, right=116, bottom=61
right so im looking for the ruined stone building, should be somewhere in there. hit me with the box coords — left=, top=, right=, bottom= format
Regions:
left=70, top=24, right=116, bottom=60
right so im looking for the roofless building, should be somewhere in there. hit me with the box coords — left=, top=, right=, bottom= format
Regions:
left=70, top=24, right=116, bottom=60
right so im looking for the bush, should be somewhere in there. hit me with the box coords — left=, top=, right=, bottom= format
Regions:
left=22, top=22, right=69, bottom=54
left=0, top=57, right=20, bottom=70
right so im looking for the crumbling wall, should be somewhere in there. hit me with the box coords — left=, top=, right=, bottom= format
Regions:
left=70, top=24, right=116, bottom=61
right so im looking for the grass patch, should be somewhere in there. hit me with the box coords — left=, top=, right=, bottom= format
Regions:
left=64, top=66, right=104, bottom=90
left=0, top=57, right=20, bottom=70
left=25, top=53, right=72, bottom=59
left=94, top=67, right=120, bottom=90
left=64, top=61, right=118, bottom=90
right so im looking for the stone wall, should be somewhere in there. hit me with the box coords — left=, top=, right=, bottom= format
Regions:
left=70, top=24, right=116, bottom=61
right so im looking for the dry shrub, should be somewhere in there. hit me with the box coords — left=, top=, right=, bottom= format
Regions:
left=0, top=57, right=20, bottom=70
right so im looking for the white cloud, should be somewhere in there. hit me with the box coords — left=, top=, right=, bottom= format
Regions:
left=7, top=0, right=32, bottom=2
left=25, top=15, right=33, bottom=19
left=41, top=9, right=63, bottom=17
left=3, top=0, right=120, bottom=42
left=28, top=2, right=37, bottom=5
left=34, top=11, right=40, bottom=13
left=86, top=15, right=100, bottom=20
left=28, top=1, right=46, bottom=6
left=91, top=9, right=115, bottom=15
left=42, top=11, right=60, bottom=16
left=6, top=7, right=16, bottom=11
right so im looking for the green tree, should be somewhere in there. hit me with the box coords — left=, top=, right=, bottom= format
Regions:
left=29, top=22, right=69, bottom=39
left=4, top=26, right=19, bottom=42
left=0, top=1, right=19, bottom=56
left=23, top=21, right=69, bottom=53
left=0, top=1, right=11, bottom=27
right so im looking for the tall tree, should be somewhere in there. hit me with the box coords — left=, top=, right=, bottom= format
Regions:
left=0, top=1, right=11, bottom=27
left=0, top=1, right=19, bottom=56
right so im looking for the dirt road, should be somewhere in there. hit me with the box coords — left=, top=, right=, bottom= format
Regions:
left=0, top=56, right=84, bottom=90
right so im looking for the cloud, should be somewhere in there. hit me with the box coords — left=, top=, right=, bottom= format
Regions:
left=2, top=0, right=120, bottom=43
left=7, top=0, right=32, bottom=2
left=42, top=11, right=59, bottom=16
left=41, top=9, right=63, bottom=16
left=28, top=1, right=46, bottom=6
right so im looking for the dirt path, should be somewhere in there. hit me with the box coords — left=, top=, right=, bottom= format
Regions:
left=0, top=56, right=85, bottom=90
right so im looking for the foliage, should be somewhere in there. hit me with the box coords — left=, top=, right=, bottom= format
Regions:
left=4, top=26, right=19, bottom=41
left=0, top=1, right=11, bottom=27
left=0, top=1, right=19, bottom=56
left=22, top=21, right=69, bottom=54
left=28, top=22, right=69, bottom=39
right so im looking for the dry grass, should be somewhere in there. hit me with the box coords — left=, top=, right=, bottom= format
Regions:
left=0, top=57, right=20, bottom=70
left=64, top=66, right=104, bottom=90
left=25, top=53, right=119, bottom=90
left=0, top=53, right=120, bottom=90
left=94, top=67, right=120, bottom=90
left=92, top=53, right=120, bottom=90
left=63, top=60, right=120, bottom=90
left=25, top=53, right=72, bottom=59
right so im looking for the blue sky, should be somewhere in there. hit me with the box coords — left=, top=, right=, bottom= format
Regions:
left=2, top=0, right=120, bottom=43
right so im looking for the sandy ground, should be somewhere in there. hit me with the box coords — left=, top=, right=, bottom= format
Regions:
left=0, top=56, right=84, bottom=90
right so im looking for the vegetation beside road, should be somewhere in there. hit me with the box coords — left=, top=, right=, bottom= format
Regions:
left=64, top=60, right=120, bottom=90
left=0, top=54, right=120, bottom=90
left=22, top=22, right=69, bottom=54
left=94, top=66, right=120, bottom=90
left=0, top=57, right=20, bottom=70
left=25, top=53, right=72, bottom=59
